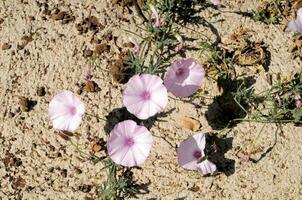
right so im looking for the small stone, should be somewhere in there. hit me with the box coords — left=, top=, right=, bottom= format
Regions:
left=79, top=185, right=92, bottom=193
left=123, top=42, right=135, bottom=48
left=1, top=43, right=11, bottom=50
left=76, top=88, right=83, bottom=95
left=50, top=11, right=66, bottom=20
left=83, top=49, right=93, bottom=58
left=90, top=35, right=101, bottom=44
left=189, top=185, right=200, bottom=192
left=13, top=157, right=22, bottom=167
left=28, top=16, right=35, bottom=21
left=21, top=35, right=33, bottom=42
left=91, top=143, right=102, bottom=152
left=103, top=32, right=113, bottom=42
left=37, top=86, right=46, bottom=96
left=8, top=112, right=15, bottom=118
left=74, top=167, right=82, bottom=174
left=61, top=169, right=67, bottom=177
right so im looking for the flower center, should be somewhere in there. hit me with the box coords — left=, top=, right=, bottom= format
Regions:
left=69, top=106, right=77, bottom=116
left=176, top=68, right=185, bottom=76
left=125, top=137, right=135, bottom=147
left=141, top=91, right=151, bottom=100
left=193, top=150, right=202, bottom=159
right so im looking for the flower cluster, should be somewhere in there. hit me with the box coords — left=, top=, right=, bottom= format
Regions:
left=48, top=56, right=214, bottom=175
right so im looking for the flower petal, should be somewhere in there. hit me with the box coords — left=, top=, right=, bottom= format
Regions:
left=196, top=159, right=217, bottom=175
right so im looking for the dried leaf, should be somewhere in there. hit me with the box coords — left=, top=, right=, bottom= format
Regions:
left=94, top=43, right=110, bottom=55
left=13, top=177, right=26, bottom=189
left=189, top=185, right=200, bottom=192
left=234, top=43, right=266, bottom=66
left=83, top=80, right=100, bottom=92
left=293, top=0, right=302, bottom=9
left=58, top=130, right=74, bottom=140
left=91, top=143, right=102, bottom=152
left=110, top=59, right=127, bottom=83
left=177, top=116, right=200, bottom=131
left=18, top=96, right=29, bottom=112
left=1, top=43, right=11, bottom=50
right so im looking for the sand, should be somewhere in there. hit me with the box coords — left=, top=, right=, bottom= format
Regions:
left=1, top=0, right=302, bottom=199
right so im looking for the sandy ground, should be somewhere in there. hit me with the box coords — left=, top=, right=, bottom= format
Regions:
left=1, top=0, right=302, bottom=199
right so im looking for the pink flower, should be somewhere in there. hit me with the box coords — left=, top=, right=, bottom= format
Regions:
left=240, top=155, right=250, bottom=163
left=288, top=8, right=302, bottom=34
left=123, top=74, right=168, bottom=120
left=129, top=36, right=140, bottom=54
left=211, top=0, right=221, bottom=6
left=48, top=90, right=85, bottom=132
left=150, top=5, right=160, bottom=28
left=178, top=133, right=217, bottom=175
left=107, top=120, right=153, bottom=167
left=295, top=99, right=302, bottom=108
left=164, top=58, right=205, bottom=97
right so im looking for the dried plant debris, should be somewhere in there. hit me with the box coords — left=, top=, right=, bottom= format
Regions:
left=3, top=153, right=22, bottom=168
left=252, top=0, right=288, bottom=24
left=204, top=28, right=269, bottom=80
left=233, top=41, right=266, bottom=66
left=13, top=177, right=26, bottom=189
left=292, top=0, right=302, bottom=10
left=90, top=35, right=101, bottom=44
left=268, top=72, right=302, bottom=122
left=224, top=29, right=268, bottom=66
left=289, top=35, right=302, bottom=58
left=251, top=0, right=302, bottom=24
left=76, top=16, right=104, bottom=34
left=58, top=130, right=75, bottom=141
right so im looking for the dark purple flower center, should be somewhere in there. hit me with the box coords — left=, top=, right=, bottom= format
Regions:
left=141, top=91, right=151, bottom=100
left=125, top=137, right=135, bottom=147
left=69, top=106, right=77, bottom=116
left=193, top=150, right=202, bottom=159
left=175, top=67, right=185, bottom=76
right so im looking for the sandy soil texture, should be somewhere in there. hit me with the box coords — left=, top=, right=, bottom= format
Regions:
left=1, top=0, right=302, bottom=199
